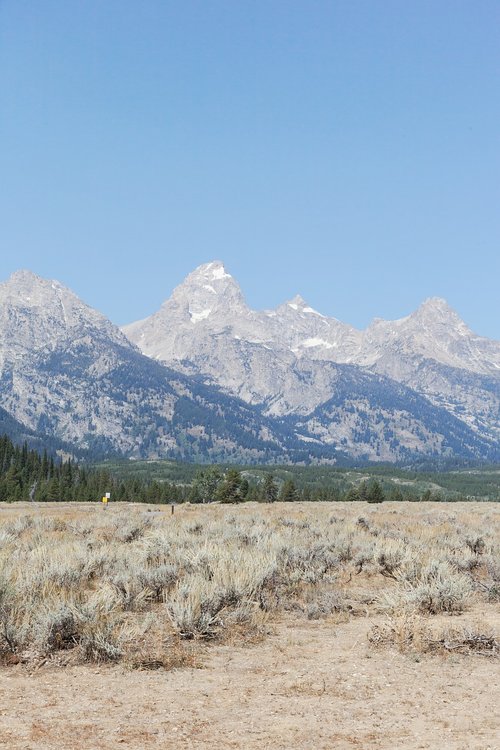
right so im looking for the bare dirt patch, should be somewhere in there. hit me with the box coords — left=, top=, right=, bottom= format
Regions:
left=1, top=612, right=498, bottom=750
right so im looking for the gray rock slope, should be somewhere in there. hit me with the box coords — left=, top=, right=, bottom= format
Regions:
left=0, top=268, right=497, bottom=463
left=0, top=271, right=322, bottom=462
left=123, top=261, right=500, bottom=459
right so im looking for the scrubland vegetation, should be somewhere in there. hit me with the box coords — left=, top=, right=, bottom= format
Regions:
left=0, top=501, right=497, bottom=669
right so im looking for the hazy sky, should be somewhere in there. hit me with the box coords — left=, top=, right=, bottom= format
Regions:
left=1, top=1, right=499, bottom=336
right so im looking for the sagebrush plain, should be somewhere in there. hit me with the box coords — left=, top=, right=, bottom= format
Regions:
left=0, top=500, right=498, bottom=749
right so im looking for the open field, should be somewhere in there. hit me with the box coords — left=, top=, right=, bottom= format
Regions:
left=0, top=501, right=498, bottom=749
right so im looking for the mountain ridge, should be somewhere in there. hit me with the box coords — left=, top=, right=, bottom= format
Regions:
left=0, top=265, right=499, bottom=464
left=122, top=261, right=500, bottom=453
left=0, top=269, right=320, bottom=463
left=123, top=261, right=500, bottom=375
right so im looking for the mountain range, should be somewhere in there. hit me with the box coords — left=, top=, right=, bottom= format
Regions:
left=0, top=263, right=499, bottom=464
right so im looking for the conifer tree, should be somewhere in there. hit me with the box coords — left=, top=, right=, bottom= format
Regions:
left=262, top=473, right=278, bottom=503
left=279, top=478, right=298, bottom=502
left=366, top=479, right=385, bottom=504
left=216, top=468, right=244, bottom=503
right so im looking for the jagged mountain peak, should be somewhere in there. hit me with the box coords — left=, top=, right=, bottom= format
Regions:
left=412, top=296, right=465, bottom=323
left=3, top=269, right=63, bottom=298
left=360, top=294, right=500, bottom=378
left=169, top=260, right=242, bottom=298
left=399, top=297, right=471, bottom=339
left=403, top=298, right=476, bottom=342
left=367, top=297, right=468, bottom=335
left=1, top=269, right=73, bottom=311
left=122, top=261, right=251, bottom=361
left=177, top=260, right=235, bottom=289
left=196, top=259, right=231, bottom=279
left=0, top=269, right=131, bottom=356
left=154, top=260, right=249, bottom=325
left=288, top=294, right=308, bottom=307
left=2, top=268, right=92, bottom=305
left=419, top=296, right=451, bottom=309
left=7, top=268, right=44, bottom=284
left=277, top=294, right=327, bottom=319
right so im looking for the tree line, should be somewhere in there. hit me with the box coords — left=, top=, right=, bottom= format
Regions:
left=0, top=435, right=186, bottom=503
left=186, top=467, right=393, bottom=503
left=0, top=434, right=455, bottom=504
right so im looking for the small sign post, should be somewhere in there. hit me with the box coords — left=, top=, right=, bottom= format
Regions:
left=102, top=492, right=110, bottom=508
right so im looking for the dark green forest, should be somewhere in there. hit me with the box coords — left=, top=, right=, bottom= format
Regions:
left=0, top=435, right=185, bottom=504
left=1, top=434, right=499, bottom=504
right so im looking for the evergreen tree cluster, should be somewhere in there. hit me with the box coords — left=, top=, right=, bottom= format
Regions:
left=188, top=469, right=346, bottom=504
left=0, top=435, right=187, bottom=504
left=2, top=433, right=478, bottom=505
left=0, top=436, right=413, bottom=505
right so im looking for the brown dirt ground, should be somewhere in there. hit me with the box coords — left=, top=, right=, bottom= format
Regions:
left=0, top=610, right=498, bottom=750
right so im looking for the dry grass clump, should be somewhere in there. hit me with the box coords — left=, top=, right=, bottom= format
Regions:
left=369, top=615, right=498, bottom=658
left=0, top=500, right=498, bottom=668
left=426, top=623, right=499, bottom=656
left=379, top=560, right=473, bottom=615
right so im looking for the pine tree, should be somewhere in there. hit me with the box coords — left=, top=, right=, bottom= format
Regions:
left=366, top=480, right=385, bottom=504
left=191, top=467, right=223, bottom=503
left=345, top=486, right=360, bottom=502
left=279, top=478, right=298, bottom=502
left=216, top=469, right=244, bottom=504
left=262, top=473, right=278, bottom=503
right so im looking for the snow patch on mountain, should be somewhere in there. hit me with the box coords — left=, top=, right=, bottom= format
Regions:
left=211, top=264, right=231, bottom=280
left=303, top=306, right=326, bottom=317
left=301, top=337, right=336, bottom=349
left=190, top=308, right=212, bottom=323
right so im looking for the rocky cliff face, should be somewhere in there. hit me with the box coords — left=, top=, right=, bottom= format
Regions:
left=1, top=266, right=498, bottom=464
left=348, top=299, right=499, bottom=445
left=122, top=262, right=361, bottom=415
left=0, top=269, right=130, bottom=365
left=0, top=270, right=318, bottom=462
left=359, top=297, right=500, bottom=374
left=123, top=261, right=500, bottom=455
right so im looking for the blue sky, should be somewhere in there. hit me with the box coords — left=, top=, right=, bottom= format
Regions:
left=1, top=1, right=499, bottom=336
